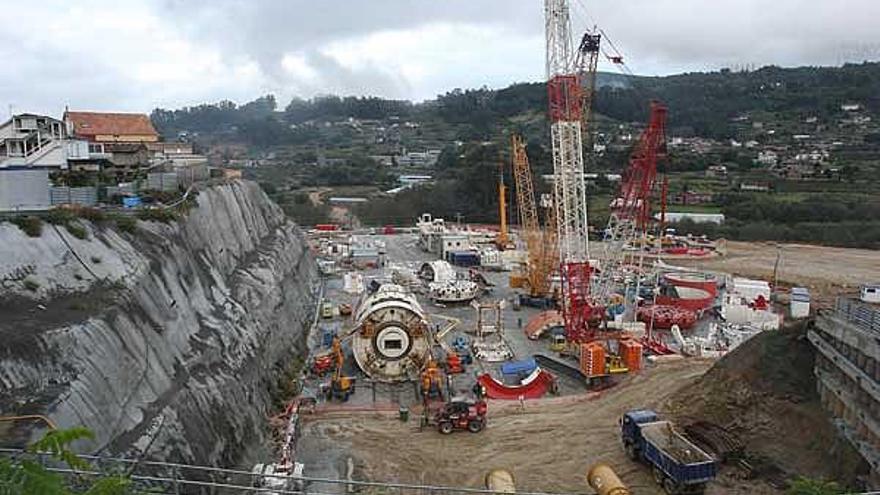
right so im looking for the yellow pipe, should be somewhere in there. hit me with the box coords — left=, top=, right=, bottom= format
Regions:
left=485, top=469, right=516, bottom=493
left=0, top=415, right=57, bottom=430
left=586, top=463, right=630, bottom=495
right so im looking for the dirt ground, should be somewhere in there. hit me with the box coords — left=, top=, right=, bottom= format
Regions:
left=299, top=359, right=781, bottom=494
left=672, top=241, right=879, bottom=305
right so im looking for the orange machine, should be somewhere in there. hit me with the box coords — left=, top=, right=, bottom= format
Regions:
left=618, top=339, right=643, bottom=372
left=420, top=356, right=443, bottom=399
left=580, top=342, right=606, bottom=378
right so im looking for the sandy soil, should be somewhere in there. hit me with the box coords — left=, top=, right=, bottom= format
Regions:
left=670, top=241, right=878, bottom=305
left=299, top=359, right=779, bottom=494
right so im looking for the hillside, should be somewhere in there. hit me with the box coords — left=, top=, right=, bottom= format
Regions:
left=667, top=322, right=868, bottom=490
left=149, top=62, right=880, bottom=248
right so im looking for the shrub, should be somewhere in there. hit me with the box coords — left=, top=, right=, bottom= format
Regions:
left=136, top=208, right=178, bottom=223
left=45, top=208, right=76, bottom=225
left=22, top=278, right=40, bottom=292
left=11, top=216, right=43, bottom=237
left=114, top=215, right=137, bottom=233
left=65, top=222, right=88, bottom=240
left=76, top=207, right=106, bottom=223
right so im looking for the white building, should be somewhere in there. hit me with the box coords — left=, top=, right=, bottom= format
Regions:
left=756, top=150, right=778, bottom=166
left=656, top=212, right=725, bottom=224
left=0, top=114, right=80, bottom=211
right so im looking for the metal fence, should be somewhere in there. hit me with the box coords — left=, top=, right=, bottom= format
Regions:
left=836, top=297, right=880, bottom=335
left=49, top=186, right=98, bottom=206
left=148, top=172, right=180, bottom=192
left=0, top=449, right=577, bottom=495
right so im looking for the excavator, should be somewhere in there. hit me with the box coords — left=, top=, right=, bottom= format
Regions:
left=325, top=335, right=355, bottom=401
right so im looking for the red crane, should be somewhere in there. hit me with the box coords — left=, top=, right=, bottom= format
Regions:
left=591, top=101, right=668, bottom=326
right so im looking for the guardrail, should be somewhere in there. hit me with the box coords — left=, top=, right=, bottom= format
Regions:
left=0, top=448, right=577, bottom=495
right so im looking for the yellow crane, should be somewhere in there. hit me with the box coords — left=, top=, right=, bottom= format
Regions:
left=495, top=161, right=513, bottom=250
left=509, top=135, right=556, bottom=301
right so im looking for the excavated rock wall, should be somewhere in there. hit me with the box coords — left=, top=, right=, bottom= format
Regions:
left=0, top=180, right=319, bottom=466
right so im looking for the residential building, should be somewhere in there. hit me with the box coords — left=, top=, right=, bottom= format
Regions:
left=809, top=291, right=880, bottom=486
left=0, top=114, right=69, bottom=211
left=65, top=111, right=158, bottom=179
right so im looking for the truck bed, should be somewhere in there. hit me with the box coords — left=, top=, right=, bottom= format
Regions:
left=641, top=421, right=714, bottom=464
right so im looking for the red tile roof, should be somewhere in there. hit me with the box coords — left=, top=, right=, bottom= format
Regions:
left=65, top=111, right=158, bottom=140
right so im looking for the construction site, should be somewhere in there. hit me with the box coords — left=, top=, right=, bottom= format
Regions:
left=253, top=2, right=880, bottom=494
left=0, top=2, right=878, bottom=495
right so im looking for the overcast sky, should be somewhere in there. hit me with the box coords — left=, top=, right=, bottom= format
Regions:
left=3, top=0, right=880, bottom=116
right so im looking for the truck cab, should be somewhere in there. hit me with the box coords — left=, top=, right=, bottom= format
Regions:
left=621, top=409, right=659, bottom=455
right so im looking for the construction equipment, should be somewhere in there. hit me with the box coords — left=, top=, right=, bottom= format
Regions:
left=495, top=160, right=512, bottom=250
left=434, top=398, right=487, bottom=434
left=510, top=134, right=556, bottom=306
left=545, top=0, right=602, bottom=345
left=621, top=409, right=717, bottom=494
left=325, top=335, right=355, bottom=401
left=595, top=102, right=668, bottom=314
left=420, top=356, right=444, bottom=400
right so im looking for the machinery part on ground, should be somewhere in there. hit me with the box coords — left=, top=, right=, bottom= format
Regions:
left=637, top=305, right=697, bottom=330
left=428, top=280, right=479, bottom=303
left=477, top=368, right=557, bottom=400
left=524, top=310, right=564, bottom=340
left=352, top=284, right=431, bottom=382
left=485, top=469, right=516, bottom=494
left=586, top=463, right=630, bottom=495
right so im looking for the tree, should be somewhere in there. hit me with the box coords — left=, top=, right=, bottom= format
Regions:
left=0, top=428, right=130, bottom=494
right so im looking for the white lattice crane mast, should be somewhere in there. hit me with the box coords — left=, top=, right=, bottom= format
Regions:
left=545, top=0, right=589, bottom=266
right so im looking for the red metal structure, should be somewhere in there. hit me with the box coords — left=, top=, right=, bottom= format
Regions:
left=614, top=101, right=668, bottom=229
left=594, top=102, right=668, bottom=314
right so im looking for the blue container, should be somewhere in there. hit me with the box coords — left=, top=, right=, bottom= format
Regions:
left=501, top=357, right=537, bottom=376
left=122, top=196, right=142, bottom=208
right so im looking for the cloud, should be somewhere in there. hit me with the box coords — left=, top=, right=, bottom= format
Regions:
left=2, top=0, right=880, bottom=115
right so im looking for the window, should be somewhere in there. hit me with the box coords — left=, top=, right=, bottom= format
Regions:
left=383, top=339, right=403, bottom=350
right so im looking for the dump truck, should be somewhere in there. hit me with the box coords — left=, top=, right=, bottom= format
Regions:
left=621, top=409, right=716, bottom=494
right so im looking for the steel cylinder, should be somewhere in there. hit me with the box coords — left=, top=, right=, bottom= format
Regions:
left=586, top=463, right=629, bottom=495
left=351, top=284, right=431, bottom=382
left=484, top=469, right=515, bottom=493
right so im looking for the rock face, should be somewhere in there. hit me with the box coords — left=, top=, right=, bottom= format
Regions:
left=0, top=181, right=319, bottom=466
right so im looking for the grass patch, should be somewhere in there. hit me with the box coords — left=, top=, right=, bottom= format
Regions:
left=11, top=216, right=43, bottom=237
left=65, top=222, right=88, bottom=240
left=113, top=215, right=138, bottom=233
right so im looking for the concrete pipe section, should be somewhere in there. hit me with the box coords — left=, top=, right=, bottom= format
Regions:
left=586, top=463, right=630, bottom=495
left=484, top=469, right=515, bottom=493
left=352, top=284, right=432, bottom=382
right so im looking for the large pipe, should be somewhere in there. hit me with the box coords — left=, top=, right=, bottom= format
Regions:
left=586, top=463, right=629, bottom=495
left=485, top=469, right=516, bottom=493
